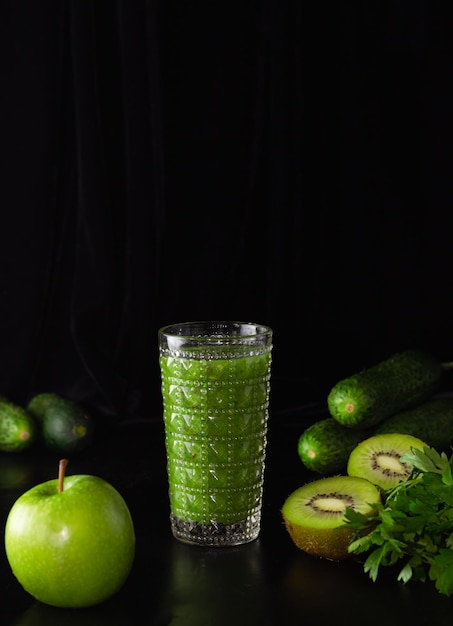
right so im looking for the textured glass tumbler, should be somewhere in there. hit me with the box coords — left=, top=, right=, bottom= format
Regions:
left=158, top=321, right=273, bottom=546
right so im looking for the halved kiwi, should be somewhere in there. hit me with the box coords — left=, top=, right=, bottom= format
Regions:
left=281, top=475, right=381, bottom=560
left=347, top=432, right=426, bottom=491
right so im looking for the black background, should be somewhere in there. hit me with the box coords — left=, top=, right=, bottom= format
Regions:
left=1, top=1, right=453, bottom=424
left=2, top=4, right=453, bottom=623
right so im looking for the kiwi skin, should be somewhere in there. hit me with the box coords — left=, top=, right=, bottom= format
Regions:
left=347, top=432, right=427, bottom=491
left=281, top=475, right=381, bottom=560
left=283, top=516, right=356, bottom=561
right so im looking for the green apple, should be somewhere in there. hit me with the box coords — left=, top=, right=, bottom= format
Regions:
left=4, top=459, right=135, bottom=608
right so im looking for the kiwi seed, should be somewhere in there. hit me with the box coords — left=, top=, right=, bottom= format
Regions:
left=347, top=432, right=426, bottom=491
left=281, top=475, right=381, bottom=560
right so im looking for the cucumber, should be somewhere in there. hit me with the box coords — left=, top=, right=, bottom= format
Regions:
left=297, top=418, right=373, bottom=474
left=374, top=396, right=453, bottom=452
left=327, top=350, right=448, bottom=429
left=298, top=395, right=453, bottom=475
left=0, top=400, right=36, bottom=453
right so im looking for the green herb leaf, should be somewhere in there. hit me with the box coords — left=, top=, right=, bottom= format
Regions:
left=429, top=549, right=453, bottom=596
left=400, top=445, right=451, bottom=479
left=345, top=445, right=453, bottom=596
left=397, top=563, right=413, bottom=584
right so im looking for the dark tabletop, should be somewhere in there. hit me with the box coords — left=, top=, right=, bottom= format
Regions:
left=2, top=397, right=453, bottom=626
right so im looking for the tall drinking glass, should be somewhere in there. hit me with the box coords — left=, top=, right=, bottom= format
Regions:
left=158, top=321, right=273, bottom=546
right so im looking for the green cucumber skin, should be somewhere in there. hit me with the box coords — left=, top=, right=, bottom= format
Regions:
left=374, top=396, right=453, bottom=451
left=327, top=350, right=443, bottom=429
left=0, top=401, right=36, bottom=452
left=297, top=418, right=373, bottom=475
left=299, top=396, right=453, bottom=475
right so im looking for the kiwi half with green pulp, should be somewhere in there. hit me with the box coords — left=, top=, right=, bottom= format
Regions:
left=347, top=432, right=426, bottom=491
left=281, top=475, right=381, bottom=560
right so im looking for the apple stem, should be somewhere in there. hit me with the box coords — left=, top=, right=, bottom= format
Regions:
left=58, top=459, right=69, bottom=493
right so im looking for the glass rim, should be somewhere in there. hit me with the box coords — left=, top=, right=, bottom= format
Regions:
left=158, top=320, right=272, bottom=340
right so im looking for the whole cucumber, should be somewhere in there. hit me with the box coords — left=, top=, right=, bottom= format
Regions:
left=298, top=395, right=453, bottom=475
left=327, top=350, right=448, bottom=429
left=0, top=400, right=36, bottom=452
left=374, top=395, right=453, bottom=451
left=297, top=418, right=373, bottom=475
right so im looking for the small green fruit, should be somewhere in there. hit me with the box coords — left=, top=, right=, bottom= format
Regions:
left=347, top=432, right=426, bottom=490
left=4, top=461, right=136, bottom=608
left=26, top=392, right=61, bottom=421
left=42, top=400, right=95, bottom=453
left=281, top=475, right=381, bottom=560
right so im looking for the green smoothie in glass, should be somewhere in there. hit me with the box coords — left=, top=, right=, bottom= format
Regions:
left=158, top=322, right=273, bottom=546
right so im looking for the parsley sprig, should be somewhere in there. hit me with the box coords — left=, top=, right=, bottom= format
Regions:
left=344, top=446, right=453, bottom=596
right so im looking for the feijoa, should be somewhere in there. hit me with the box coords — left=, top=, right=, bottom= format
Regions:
left=41, top=398, right=95, bottom=453
left=26, top=392, right=61, bottom=422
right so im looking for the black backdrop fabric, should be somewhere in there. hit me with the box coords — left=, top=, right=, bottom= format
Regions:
left=1, top=1, right=453, bottom=423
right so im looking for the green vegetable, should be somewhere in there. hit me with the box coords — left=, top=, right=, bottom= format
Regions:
left=299, top=396, right=453, bottom=475
left=344, top=445, right=453, bottom=596
left=297, top=418, right=372, bottom=474
left=0, top=400, right=36, bottom=453
left=327, top=350, right=450, bottom=429
left=375, top=396, right=453, bottom=451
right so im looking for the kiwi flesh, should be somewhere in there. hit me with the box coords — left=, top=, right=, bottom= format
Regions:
left=281, top=475, right=381, bottom=560
left=347, top=432, right=426, bottom=491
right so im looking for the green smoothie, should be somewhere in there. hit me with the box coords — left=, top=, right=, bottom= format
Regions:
left=160, top=347, right=272, bottom=541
